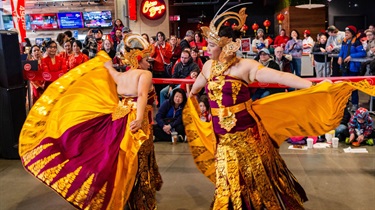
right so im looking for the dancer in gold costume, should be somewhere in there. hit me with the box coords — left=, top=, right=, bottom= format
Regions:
left=19, top=33, right=162, bottom=210
left=183, top=8, right=375, bottom=209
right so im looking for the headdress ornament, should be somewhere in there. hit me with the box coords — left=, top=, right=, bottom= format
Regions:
left=201, top=7, right=247, bottom=63
left=122, top=33, right=153, bottom=69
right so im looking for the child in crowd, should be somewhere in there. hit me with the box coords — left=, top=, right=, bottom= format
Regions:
left=198, top=95, right=212, bottom=122
left=346, top=107, right=374, bottom=146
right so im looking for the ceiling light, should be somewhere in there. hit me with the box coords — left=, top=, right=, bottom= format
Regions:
left=296, top=0, right=325, bottom=9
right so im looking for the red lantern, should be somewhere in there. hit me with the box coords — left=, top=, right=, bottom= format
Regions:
left=224, top=21, right=230, bottom=27
left=263, top=19, right=271, bottom=33
left=241, top=24, right=248, bottom=32
left=252, top=23, right=259, bottom=36
left=232, top=23, right=237, bottom=30
left=241, top=24, right=248, bottom=36
left=277, top=13, right=285, bottom=24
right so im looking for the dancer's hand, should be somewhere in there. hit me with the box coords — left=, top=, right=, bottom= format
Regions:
left=130, top=119, right=142, bottom=132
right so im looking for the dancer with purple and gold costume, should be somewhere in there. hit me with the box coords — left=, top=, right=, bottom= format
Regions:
left=183, top=8, right=375, bottom=210
left=19, top=33, right=162, bottom=210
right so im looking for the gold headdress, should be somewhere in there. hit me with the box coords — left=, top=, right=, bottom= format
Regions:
left=122, top=33, right=153, bottom=69
left=201, top=8, right=247, bottom=63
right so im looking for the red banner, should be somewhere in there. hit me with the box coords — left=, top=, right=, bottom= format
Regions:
left=10, top=0, right=26, bottom=43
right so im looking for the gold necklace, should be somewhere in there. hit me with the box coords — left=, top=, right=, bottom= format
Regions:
left=210, top=57, right=238, bottom=80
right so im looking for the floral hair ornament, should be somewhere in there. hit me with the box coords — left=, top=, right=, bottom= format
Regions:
left=122, top=33, right=153, bottom=69
left=201, top=7, right=247, bottom=63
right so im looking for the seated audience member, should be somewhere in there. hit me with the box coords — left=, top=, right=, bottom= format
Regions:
left=159, top=50, right=199, bottom=105
left=360, top=29, right=375, bottom=76
left=345, top=107, right=374, bottom=146
left=198, top=95, right=212, bottom=122
left=312, top=33, right=331, bottom=77
left=191, top=47, right=204, bottom=70
left=180, top=30, right=195, bottom=51
left=180, top=69, right=199, bottom=94
left=252, top=48, right=283, bottom=100
left=274, top=46, right=292, bottom=73
left=335, top=103, right=352, bottom=142
left=153, top=88, right=187, bottom=142
left=190, top=31, right=208, bottom=50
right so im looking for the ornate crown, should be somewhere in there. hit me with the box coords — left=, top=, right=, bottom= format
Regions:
left=122, top=33, right=153, bottom=69
left=201, top=7, right=247, bottom=48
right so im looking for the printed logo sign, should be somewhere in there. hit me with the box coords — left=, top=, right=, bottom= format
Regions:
left=141, top=0, right=166, bottom=20
left=23, top=63, right=31, bottom=71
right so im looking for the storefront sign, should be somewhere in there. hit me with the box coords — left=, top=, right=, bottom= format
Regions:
left=141, top=0, right=166, bottom=20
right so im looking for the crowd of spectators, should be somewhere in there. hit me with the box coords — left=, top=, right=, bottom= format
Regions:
left=21, top=18, right=375, bottom=144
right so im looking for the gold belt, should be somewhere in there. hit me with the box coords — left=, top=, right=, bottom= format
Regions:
left=211, top=99, right=252, bottom=116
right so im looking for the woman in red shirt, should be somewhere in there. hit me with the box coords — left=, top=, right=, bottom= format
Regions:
left=67, top=40, right=89, bottom=70
left=274, top=29, right=290, bottom=49
left=152, top=31, right=172, bottom=77
left=190, top=31, right=207, bottom=50
left=27, top=45, right=44, bottom=103
left=41, top=41, right=68, bottom=86
left=58, top=40, right=73, bottom=60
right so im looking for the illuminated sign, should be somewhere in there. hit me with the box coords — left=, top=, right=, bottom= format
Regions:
left=141, top=0, right=166, bottom=20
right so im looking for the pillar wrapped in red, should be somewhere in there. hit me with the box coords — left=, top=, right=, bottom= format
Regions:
left=10, top=0, right=26, bottom=43
left=128, top=0, right=137, bottom=21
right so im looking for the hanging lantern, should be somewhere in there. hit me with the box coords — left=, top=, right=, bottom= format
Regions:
left=276, top=13, right=285, bottom=25
left=241, top=24, right=248, bottom=36
left=263, top=19, right=271, bottom=33
left=251, top=23, right=259, bottom=36
left=224, top=21, right=230, bottom=27
left=231, top=23, right=237, bottom=30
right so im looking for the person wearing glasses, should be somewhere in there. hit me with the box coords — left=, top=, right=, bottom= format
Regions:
left=41, top=40, right=68, bottom=87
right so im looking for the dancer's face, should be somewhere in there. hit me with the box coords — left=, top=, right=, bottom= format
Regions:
left=138, top=57, right=150, bottom=70
left=207, top=39, right=221, bottom=60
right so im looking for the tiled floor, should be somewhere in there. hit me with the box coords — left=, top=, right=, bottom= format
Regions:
left=1, top=141, right=374, bottom=210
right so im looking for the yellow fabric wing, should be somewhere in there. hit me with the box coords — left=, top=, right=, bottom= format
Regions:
left=252, top=80, right=375, bottom=146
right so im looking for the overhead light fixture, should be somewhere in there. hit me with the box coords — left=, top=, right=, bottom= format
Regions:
left=296, top=0, right=325, bottom=9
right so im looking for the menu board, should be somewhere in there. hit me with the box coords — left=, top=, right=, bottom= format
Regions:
left=83, top=11, right=112, bottom=28
left=57, top=12, right=84, bottom=29
left=29, top=13, right=59, bottom=30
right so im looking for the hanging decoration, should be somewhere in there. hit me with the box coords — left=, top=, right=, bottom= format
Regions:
left=231, top=23, right=238, bottom=30
left=251, top=23, right=259, bottom=36
left=276, top=13, right=285, bottom=25
left=241, top=24, right=248, bottom=36
left=263, top=19, right=271, bottom=33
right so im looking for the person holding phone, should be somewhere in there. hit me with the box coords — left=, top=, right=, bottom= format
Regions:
left=83, top=28, right=104, bottom=58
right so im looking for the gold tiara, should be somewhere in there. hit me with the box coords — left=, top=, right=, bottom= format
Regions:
left=201, top=7, right=247, bottom=47
left=122, top=33, right=153, bottom=69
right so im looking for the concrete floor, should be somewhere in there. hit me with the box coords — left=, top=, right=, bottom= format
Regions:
left=1, top=141, right=374, bottom=210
